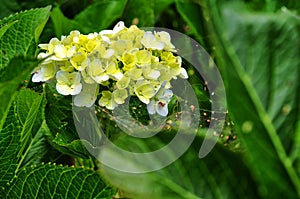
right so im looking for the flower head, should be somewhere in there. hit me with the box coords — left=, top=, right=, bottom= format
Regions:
left=32, top=21, right=188, bottom=115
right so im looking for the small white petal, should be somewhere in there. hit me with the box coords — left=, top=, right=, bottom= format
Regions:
left=32, top=69, right=43, bottom=82
left=156, top=102, right=168, bottom=116
left=179, top=68, right=188, bottom=79
left=101, top=35, right=110, bottom=43
left=147, top=100, right=156, bottom=115
left=147, top=70, right=160, bottom=80
left=111, top=71, right=124, bottom=80
left=56, top=71, right=82, bottom=95
left=38, top=44, right=49, bottom=50
left=67, top=46, right=76, bottom=57
left=100, top=30, right=113, bottom=35
left=93, top=74, right=109, bottom=83
left=113, top=21, right=125, bottom=33
left=53, top=44, right=67, bottom=59
left=70, top=83, right=82, bottom=95
left=103, top=49, right=114, bottom=58
left=56, top=84, right=72, bottom=95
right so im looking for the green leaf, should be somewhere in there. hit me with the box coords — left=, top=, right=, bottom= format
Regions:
left=0, top=56, right=41, bottom=129
left=0, top=20, right=18, bottom=40
left=16, top=88, right=45, bottom=139
left=153, top=0, right=175, bottom=20
left=20, top=121, right=65, bottom=167
left=122, top=0, right=155, bottom=27
left=0, top=88, right=45, bottom=188
left=101, top=132, right=259, bottom=199
left=51, top=1, right=127, bottom=37
left=44, top=84, right=95, bottom=159
left=0, top=6, right=51, bottom=69
left=0, top=100, right=21, bottom=189
left=5, top=163, right=115, bottom=198
left=203, top=1, right=300, bottom=197
left=50, top=6, right=82, bottom=37
left=15, top=88, right=46, bottom=170
left=175, top=0, right=205, bottom=45
left=74, top=0, right=127, bottom=33
left=0, top=6, right=51, bottom=119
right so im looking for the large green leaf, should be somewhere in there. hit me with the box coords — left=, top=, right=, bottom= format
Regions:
left=0, top=57, right=40, bottom=124
left=122, top=0, right=155, bottom=27
left=101, top=132, right=259, bottom=199
left=175, top=0, right=205, bottom=45
left=50, top=6, right=82, bottom=37
left=0, top=20, right=18, bottom=40
left=154, top=0, right=175, bottom=21
left=0, top=6, right=51, bottom=120
left=15, top=89, right=46, bottom=170
left=20, top=121, right=66, bottom=167
left=0, top=99, right=21, bottom=189
left=44, top=83, right=95, bottom=159
left=75, top=0, right=127, bottom=33
left=203, top=0, right=300, bottom=197
left=5, top=163, right=115, bottom=198
left=0, top=88, right=45, bottom=189
left=0, top=6, right=51, bottom=69
left=51, top=1, right=127, bottom=37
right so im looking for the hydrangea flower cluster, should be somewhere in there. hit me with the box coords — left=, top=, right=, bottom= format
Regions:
left=32, top=21, right=188, bottom=116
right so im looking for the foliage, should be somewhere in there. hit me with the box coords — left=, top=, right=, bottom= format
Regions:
left=0, top=0, right=299, bottom=198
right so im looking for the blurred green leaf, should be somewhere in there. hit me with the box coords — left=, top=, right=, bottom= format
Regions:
left=122, top=0, right=155, bottom=26
left=175, top=0, right=205, bottom=45
left=51, top=1, right=127, bottom=36
left=50, top=6, right=82, bottom=37
left=101, top=132, right=259, bottom=199
left=75, top=0, right=127, bottom=33
left=0, top=0, right=21, bottom=19
left=153, top=0, right=175, bottom=20
left=203, top=0, right=300, bottom=197
left=5, top=163, right=115, bottom=198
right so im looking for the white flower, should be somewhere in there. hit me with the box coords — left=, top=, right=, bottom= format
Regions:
left=155, top=31, right=176, bottom=51
left=147, top=83, right=173, bottom=116
left=74, top=82, right=99, bottom=107
left=56, top=70, right=82, bottom=95
left=140, top=31, right=164, bottom=50
left=134, top=80, right=156, bottom=104
left=32, top=62, right=56, bottom=82
left=99, top=90, right=118, bottom=110
left=86, top=59, right=110, bottom=83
